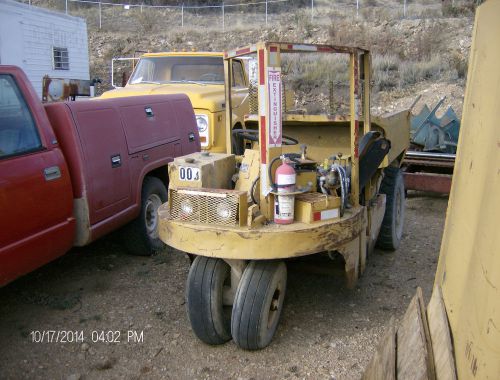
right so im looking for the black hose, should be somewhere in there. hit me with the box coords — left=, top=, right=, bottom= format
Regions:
left=250, top=176, right=260, bottom=205
left=268, top=156, right=282, bottom=192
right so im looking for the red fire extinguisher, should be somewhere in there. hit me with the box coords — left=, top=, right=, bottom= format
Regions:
left=274, top=158, right=296, bottom=225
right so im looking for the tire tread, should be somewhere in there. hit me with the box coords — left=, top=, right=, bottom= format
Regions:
left=376, top=166, right=404, bottom=251
left=123, top=176, right=167, bottom=256
left=187, top=256, right=231, bottom=345
left=231, top=261, right=286, bottom=350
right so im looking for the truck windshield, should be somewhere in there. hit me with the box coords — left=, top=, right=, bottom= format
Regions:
left=129, top=56, right=224, bottom=85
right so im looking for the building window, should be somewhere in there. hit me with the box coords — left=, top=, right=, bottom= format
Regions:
left=53, top=47, right=69, bottom=70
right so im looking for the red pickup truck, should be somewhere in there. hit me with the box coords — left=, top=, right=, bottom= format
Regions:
left=0, top=65, right=200, bottom=286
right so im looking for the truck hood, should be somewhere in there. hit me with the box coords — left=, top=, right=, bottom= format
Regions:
left=100, top=84, right=227, bottom=112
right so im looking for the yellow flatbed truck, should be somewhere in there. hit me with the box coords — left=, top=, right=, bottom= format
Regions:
left=159, top=42, right=410, bottom=350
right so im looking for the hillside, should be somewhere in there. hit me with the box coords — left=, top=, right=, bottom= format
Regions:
left=36, top=0, right=475, bottom=115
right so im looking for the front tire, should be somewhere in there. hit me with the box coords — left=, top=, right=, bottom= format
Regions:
left=376, top=166, right=405, bottom=251
left=187, top=256, right=232, bottom=345
left=125, top=176, right=167, bottom=256
left=231, top=261, right=287, bottom=350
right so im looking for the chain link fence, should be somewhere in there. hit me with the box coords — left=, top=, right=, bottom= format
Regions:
left=21, top=0, right=468, bottom=33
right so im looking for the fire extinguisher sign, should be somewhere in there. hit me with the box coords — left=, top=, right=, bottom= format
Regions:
left=267, top=68, right=282, bottom=147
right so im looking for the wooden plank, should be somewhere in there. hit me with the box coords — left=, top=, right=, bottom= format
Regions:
left=427, top=286, right=457, bottom=380
left=362, top=317, right=396, bottom=380
left=396, top=288, right=436, bottom=380
left=417, top=287, right=437, bottom=380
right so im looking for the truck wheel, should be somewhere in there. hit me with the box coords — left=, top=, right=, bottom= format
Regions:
left=187, top=256, right=232, bottom=345
left=376, top=166, right=405, bottom=251
left=231, top=261, right=287, bottom=350
left=126, top=176, right=167, bottom=256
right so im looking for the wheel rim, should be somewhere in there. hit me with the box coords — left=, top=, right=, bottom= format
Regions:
left=267, top=281, right=284, bottom=329
left=222, top=272, right=233, bottom=322
left=145, top=194, right=162, bottom=239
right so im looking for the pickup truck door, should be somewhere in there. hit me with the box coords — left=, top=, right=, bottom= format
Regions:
left=0, top=70, right=74, bottom=286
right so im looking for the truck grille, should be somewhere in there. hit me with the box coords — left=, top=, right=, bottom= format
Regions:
left=169, top=187, right=244, bottom=226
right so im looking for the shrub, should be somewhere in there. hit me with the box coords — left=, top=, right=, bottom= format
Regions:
left=399, top=54, right=444, bottom=87
left=373, top=54, right=400, bottom=91
left=442, top=3, right=475, bottom=17
left=449, top=52, right=468, bottom=79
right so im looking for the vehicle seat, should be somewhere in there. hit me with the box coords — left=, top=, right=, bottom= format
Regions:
left=358, top=131, right=391, bottom=189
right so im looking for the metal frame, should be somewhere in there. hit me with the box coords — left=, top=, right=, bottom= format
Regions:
left=224, top=42, right=371, bottom=220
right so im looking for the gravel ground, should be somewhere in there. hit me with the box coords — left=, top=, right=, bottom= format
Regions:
left=0, top=193, right=448, bottom=380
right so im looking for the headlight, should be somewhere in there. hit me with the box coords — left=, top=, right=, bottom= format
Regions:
left=196, top=114, right=208, bottom=133
left=180, top=199, right=194, bottom=216
left=216, top=202, right=233, bottom=221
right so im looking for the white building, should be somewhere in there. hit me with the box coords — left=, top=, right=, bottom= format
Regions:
left=0, top=0, right=89, bottom=98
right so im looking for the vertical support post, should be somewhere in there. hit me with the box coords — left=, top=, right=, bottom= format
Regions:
left=356, top=0, right=359, bottom=17
left=311, top=0, right=314, bottom=22
left=222, top=2, right=225, bottom=32
left=258, top=43, right=282, bottom=220
left=257, top=45, right=269, bottom=211
left=362, top=52, right=371, bottom=136
left=140, top=3, right=143, bottom=13
left=224, top=56, right=234, bottom=154
left=362, top=52, right=372, bottom=204
left=404, top=0, right=407, bottom=18
left=65, top=0, right=68, bottom=14
left=181, top=3, right=184, bottom=28
left=329, top=80, right=334, bottom=115
left=99, top=1, right=102, bottom=30
left=349, top=52, right=360, bottom=207
left=265, top=0, right=268, bottom=26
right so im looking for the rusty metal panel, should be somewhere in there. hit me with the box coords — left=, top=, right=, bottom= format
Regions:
left=404, top=173, right=452, bottom=194
left=435, top=1, right=500, bottom=378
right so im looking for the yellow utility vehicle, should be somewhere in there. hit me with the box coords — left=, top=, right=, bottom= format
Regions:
left=101, top=51, right=250, bottom=153
left=159, top=42, right=410, bottom=350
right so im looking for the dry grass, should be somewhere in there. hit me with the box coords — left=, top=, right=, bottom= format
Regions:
left=36, top=0, right=476, bottom=34
left=29, top=0, right=473, bottom=105
left=285, top=52, right=448, bottom=93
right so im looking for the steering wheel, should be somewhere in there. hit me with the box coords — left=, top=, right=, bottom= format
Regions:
left=231, top=129, right=299, bottom=146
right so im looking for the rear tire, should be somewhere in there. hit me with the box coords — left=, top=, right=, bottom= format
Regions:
left=125, top=176, right=167, bottom=256
left=231, top=261, right=287, bottom=350
left=376, top=166, right=405, bottom=251
left=187, top=256, right=232, bottom=345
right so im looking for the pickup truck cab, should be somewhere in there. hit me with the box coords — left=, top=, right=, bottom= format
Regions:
left=101, top=52, right=249, bottom=154
left=0, top=65, right=200, bottom=286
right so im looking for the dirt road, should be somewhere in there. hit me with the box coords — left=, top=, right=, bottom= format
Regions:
left=0, top=193, right=448, bottom=380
